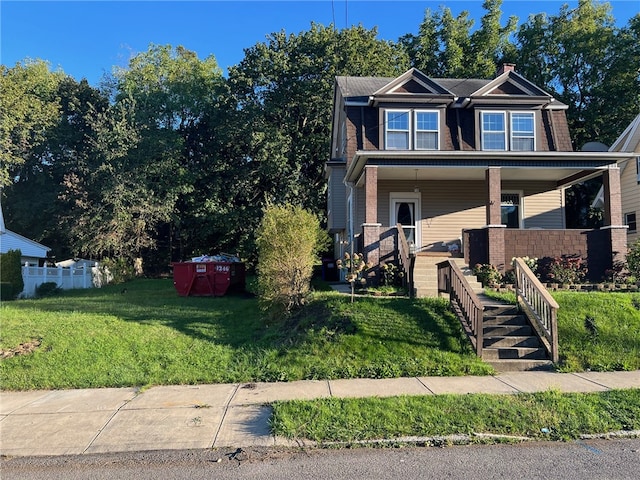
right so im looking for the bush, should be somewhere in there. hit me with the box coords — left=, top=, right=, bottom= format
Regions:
left=256, top=203, right=328, bottom=318
left=538, top=254, right=587, bottom=284
left=100, top=257, right=135, bottom=284
left=0, top=249, right=24, bottom=300
left=35, top=282, right=62, bottom=298
left=626, top=239, right=640, bottom=280
left=473, top=263, right=502, bottom=287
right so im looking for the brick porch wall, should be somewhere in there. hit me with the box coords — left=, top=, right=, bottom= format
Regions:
left=464, top=228, right=616, bottom=282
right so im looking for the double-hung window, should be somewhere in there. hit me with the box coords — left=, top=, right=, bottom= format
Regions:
left=481, top=112, right=507, bottom=150
left=385, top=109, right=439, bottom=150
left=511, top=113, right=535, bottom=151
left=481, top=111, right=535, bottom=151
left=385, top=110, right=410, bottom=149
left=415, top=111, right=439, bottom=149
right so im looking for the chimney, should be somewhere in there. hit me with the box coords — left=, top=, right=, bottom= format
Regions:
left=496, top=63, right=516, bottom=76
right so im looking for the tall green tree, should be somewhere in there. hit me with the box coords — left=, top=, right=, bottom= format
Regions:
left=93, top=45, right=230, bottom=270
left=0, top=60, right=63, bottom=188
left=401, top=0, right=516, bottom=78
left=228, top=23, right=408, bottom=233
left=515, top=0, right=636, bottom=147
left=4, top=76, right=109, bottom=260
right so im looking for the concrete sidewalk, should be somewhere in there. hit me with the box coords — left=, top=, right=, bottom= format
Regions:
left=1, top=370, right=639, bottom=457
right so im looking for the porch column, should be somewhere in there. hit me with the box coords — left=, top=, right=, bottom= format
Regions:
left=364, top=165, right=378, bottom=224
left=485, top=167, right=506, bottom=271
left=602, top=166, right=628, bottom=265
left=362, top=165, right=381, bottom=284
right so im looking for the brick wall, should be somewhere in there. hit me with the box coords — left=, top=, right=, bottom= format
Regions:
left=465, top=228, right=614, bottom=281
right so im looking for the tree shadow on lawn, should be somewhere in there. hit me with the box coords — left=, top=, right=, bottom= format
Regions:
left=339, top=297, right=473, bottom=354
left=9, top=280, right=472, bottom=357
left=9, top=279, right=269, bottom=348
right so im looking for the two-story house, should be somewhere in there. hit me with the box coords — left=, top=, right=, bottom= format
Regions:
left=326, top=66, right=634, bottom=295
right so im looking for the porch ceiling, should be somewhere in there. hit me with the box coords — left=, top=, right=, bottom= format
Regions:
left=347, top=150, right=636, bottom=187
left=375, top=165, right=581, bottom=182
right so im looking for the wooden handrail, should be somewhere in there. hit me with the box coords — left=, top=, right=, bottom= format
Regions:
left=437, top=259, right=484, bottom=357
left=396, top=223, right=410, bottom=273
left=513, top=257, right=559, bottom=363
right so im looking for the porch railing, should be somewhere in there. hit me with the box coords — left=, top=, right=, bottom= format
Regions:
left=396, top=223, right=410, bottom=275
left=513, top=257, right=559, bottom=363
left=437, top=259, right=484, bottom=357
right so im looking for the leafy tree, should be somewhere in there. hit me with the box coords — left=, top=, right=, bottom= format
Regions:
left=228, top=24, right=408, bottom=231
left=515, top=0, right=636, bottom=148
left=4, top=76, right=109, bottom=261
left=401, top=0, right=516, bottom=78
left=0, top=60, right=63, bottom=188
left=73, top=45, right=230, bottom=271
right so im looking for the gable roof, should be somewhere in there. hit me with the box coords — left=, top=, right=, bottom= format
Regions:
left=372, top=68, right=454, bottom=96
left=610, top=113, right=640, bottom=154
left=0, top=203, right=50, bottom=258
left=336, top=68, right=567, bottom=109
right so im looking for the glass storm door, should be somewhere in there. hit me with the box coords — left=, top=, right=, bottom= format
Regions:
left=391, top=193, right=421, bottom=247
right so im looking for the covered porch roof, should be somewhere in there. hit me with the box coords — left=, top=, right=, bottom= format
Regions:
left=345, top=151, right=636, bottom=188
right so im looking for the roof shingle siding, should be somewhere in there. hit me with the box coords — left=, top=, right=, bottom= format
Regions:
left=551, top=110, right=574, bottom=151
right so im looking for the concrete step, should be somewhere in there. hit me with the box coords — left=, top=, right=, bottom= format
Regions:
left=482, top=347, right=548, bottom=360
left=487, top=359, right=555, bottom=372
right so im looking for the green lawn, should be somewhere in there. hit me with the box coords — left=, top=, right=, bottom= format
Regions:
left=271, top=389, right=640, bottom=444
left=2, top=280, right=638, bottom=391
left=0, top=279, right=490, bottom=390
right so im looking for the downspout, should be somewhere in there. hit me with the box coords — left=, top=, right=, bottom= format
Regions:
left=360, top=106, right=365, bottom=149
left=455, top=109, right=463, bottom=151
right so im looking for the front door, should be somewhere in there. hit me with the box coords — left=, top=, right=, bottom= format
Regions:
left=390, top=192, right=421, bottom=248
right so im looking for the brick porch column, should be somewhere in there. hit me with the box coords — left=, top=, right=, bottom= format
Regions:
left=485, top=167, right=506, bottom=271
left=364, top=165, right=378, bottom=224
left=362, top=165, right=380, bottom=283
left=602, top=166, right=628, bottom=265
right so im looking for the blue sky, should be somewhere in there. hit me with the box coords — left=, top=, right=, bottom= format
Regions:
left=2, top=1, right=638, bottom=86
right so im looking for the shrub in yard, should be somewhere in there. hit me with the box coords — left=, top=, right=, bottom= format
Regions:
left=35, top=281, right=62, bottom=298
left=538, top=254, right=587, bottom=284
left=626, top=239, right=640, bottom=281
left=473, top=263, right=502, bottom=287
left=0, top=249, right=24, bottom=300
left=101, top=257, right=135, bottom=284
left=256, top=203, right=328, bottom=318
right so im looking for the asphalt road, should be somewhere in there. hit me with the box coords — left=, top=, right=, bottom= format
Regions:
left=2, top=439, right=639, bottom=480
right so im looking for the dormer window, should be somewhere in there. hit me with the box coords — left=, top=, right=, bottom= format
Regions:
left=385, top=109, right=439, bottom=150
left=481, top=111, right=535, bottom=151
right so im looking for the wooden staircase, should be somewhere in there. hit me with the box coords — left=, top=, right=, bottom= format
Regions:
left=481, top=303, right=553, bottom=372
left=413, top=255, right=482, bottom=298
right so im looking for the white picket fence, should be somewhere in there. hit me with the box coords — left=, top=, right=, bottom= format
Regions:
left=20, top=264, right=107, bottom=298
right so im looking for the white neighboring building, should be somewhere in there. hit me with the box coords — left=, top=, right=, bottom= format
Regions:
left=0, top=203, right=50, bottom=265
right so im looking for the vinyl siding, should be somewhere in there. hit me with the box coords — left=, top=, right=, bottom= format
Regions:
left=502, top=180, right=565, bottom=229
left=352, top=180, right=565, bottom=250
left=621, top=159, right=640, bottom=244
left=327, top=165, right=347, bottom=233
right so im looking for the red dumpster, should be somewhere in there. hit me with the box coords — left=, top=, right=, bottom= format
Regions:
left=172, top=261, right=245, bottom=297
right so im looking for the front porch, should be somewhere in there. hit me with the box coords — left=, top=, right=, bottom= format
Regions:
left=347, top=158, right=629, bottom=292
left=358, top=222, right=627, bottom=296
